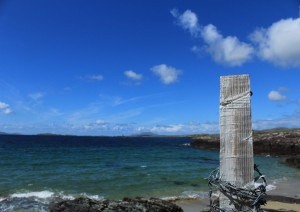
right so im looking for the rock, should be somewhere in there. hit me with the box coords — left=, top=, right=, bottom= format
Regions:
left=50, top=197, right=183, bottom=212
left=190, top=129, right=300, bottom=156
left=284, top=156, right=300, bottom=169
left=190, top=134, right=220, bottom=151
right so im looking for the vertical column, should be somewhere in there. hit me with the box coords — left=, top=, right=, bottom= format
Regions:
left=219, top=74, right=254, bottom=210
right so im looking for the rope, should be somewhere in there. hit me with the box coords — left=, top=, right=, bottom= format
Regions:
left=208, top=164, right=267, bottom=212
left=220, top=91, right=251, bottom=108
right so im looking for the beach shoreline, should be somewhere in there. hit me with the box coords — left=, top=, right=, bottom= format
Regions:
left=174, top=177, right=300, bottom=211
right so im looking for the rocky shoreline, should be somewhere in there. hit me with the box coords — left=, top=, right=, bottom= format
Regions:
left=190, top=128, right=300, bottom=156
left=50, top=197, right=183, bottom=212
left=190, top=129, right=300, bottom=169
left=49, top=195, right=300, bottom=212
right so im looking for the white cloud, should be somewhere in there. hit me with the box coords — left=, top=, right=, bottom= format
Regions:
left=124, top=70, right=143, bottom=80
left=250, top=18, right=300, bottom=67
left=151, top=64, right=182, bottom=84
left=28, top=92, right=44, bottom=101
left=147, top=122, right=219, bottom=135
left=95, top=120, right=108, bottom=125
left=0, top=101, right=13, bottom=114
left=253, top=116, right=300, bottom=130
left=268, top=91, right=287, bottom=101
left=171, top=8, right=200, bottom=36
left=151, top=124, right=184, bottom=133
left=0, top=102, right=9, bottom=109
left=171, top=10, right=253, bottom=66
left=82, top=74, right=104, bottom=81
left=201, top=24, right=254, bottom=66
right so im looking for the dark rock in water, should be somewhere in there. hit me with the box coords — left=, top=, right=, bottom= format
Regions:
left=284, top=156, right=300, bottom=169
left=50, top=197, right=183, bottom=212
left=190, top=134, right=220, bottom=151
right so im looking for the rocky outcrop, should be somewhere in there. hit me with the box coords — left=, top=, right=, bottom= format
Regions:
left=284, top=156, right=300, bottom=169
left=190, top=129, right=300, bottom=156
left=254, top=130, right=300, bottom=155
left=50, top=197, right=183, bottom=212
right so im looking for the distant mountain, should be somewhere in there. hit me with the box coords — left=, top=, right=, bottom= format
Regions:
left=36, top=133, right=62, bottom=136
left=131, top=132, right=160, bottom=137
left=0, top=132, right=22, bottom=135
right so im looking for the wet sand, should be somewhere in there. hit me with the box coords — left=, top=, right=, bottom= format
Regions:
left=175, top=177, right=300, bottom=211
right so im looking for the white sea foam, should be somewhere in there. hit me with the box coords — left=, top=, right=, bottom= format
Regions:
left=254, top=182, right=276, bottom=191
left=80, top=193, right=104, bottom=201
left=272, top=177, right=287, bottom=184
left=162, top=191, right=208, bottom=201
left=0, top=197, right=5, bottom=202
left=140, top=165, right=147, bottom=168
left=11, top=191, right=55, bottom=199
left=181, top=191, right=208, bottom=199
left=266, top=184, right=276, bottom=191
left=58, top=193, right=75, bottom=200
left=8, top=190, right=105, bottom=201
left=181, top=143, right=190, bottom=146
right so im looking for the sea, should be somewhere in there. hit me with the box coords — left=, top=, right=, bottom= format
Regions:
left=0, top=135, right=299, bottom=211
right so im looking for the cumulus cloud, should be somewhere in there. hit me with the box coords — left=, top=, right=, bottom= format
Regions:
left=0, top=101, right=13, bottom=114
left=151, top=64, right=182, bottom=84
left=170, top=8, right=200, bottom=36
left=268, top=91, right=287, bottom=101
left=250, top=18, right=300, bottom=67
left=202, top=24, right=254, bottom=66
left=124, top=70, right=143, bottom=80
left=171, top=9, right=253, bottom=66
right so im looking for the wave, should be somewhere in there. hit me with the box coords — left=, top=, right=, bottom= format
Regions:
left=181, top=143, right=190, bottom=147
left=10, top=191, right=55, bottom=199
left=254, top=182, right=277, bottom=191
left=0, top=190, right=105, bottom=211
left=161, top=191, right=208, bottom=201
left=0, top=180, right=283, bottom=211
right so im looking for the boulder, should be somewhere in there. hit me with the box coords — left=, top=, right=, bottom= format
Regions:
left=50, top=197, right=183, bottom=212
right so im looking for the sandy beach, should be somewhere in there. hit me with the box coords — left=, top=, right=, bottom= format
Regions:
left=175, top=177, right=300, bottom=212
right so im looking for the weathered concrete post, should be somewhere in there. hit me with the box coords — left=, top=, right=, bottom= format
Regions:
left=219, top=74, right=254, bottom=210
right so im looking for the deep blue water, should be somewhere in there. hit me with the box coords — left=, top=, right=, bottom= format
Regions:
left=0, top=135, right=299, bottom=211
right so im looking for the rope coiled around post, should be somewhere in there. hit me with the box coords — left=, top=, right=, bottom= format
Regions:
left=208, top=164, right=267, bottom=212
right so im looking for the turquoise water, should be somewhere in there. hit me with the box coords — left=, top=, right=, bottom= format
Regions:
left=0, top=135, right=299, bottom=211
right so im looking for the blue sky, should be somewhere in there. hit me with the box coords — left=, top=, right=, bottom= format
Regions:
left=0, top=0, right=300, bottom=135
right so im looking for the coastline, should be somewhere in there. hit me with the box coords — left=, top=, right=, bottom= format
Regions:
left=190, top=128, right=300, bottom=156
left=174, top=177, right=300, bottom=211
left=1, top=131, right=299, bottom=211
